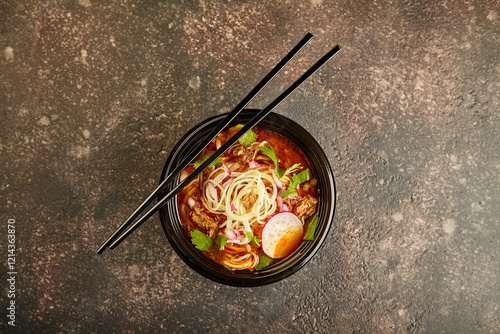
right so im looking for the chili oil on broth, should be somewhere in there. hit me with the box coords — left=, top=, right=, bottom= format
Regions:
left=177, top=126, right=319, bottom=271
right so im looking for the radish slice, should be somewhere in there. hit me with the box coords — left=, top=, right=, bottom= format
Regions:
left=261, top=212, right=304, bottom=259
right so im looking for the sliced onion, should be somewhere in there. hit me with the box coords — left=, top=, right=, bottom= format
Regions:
left=180, top=170, right=189, bottom=182
left=221, top=175, right=232, bottom=187
left=222, top=163, right=232, bottom=176
left=187, top=197, right=195, bottom=208
left=276, top=196, right=283, bottom=211
left=207, top=182, right=218, bottom=206
left=231, top=203, right=237, bottom=212
left=225, top=230, right=246, bottom=243
left=276, top=195, right=291, bottom=212
left=271, top=170, right=284, bottom=191
left=248, top=160, right=264, bottom=169
left=225, top=229, right=237, bottom=241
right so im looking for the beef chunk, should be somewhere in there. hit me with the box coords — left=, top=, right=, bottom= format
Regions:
left=242, top=189, right=257, bottom=210
left=191, top=206, right=218, bottom=238
left=293, top=195, right=318, bottom=218
left=229, top=144, right=259, bottom=165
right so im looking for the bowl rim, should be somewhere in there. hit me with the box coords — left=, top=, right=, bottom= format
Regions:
left=158, top=110, right=336, bottom=287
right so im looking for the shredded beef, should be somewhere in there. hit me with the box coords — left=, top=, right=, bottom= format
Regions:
left=242, top=189, right=257, bottom=210
left=293, top=195, right=318, bottom=218
left=191, top=206, right=218, bottom=238
left=229, top=144, right=259, bottom=165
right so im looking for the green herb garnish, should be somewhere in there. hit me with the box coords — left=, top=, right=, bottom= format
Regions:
left=283, top=163, right=302, bottom=177
left=244, top=231, right=261, bottom=247
left=258, top=146, right=301, bottom=178
left=190, top=230, right=213, bottom=251
left=303, top=215, right=319, bottom=240
left=232, top=124, right=258, bottom=148
left=258, top=146, right=301, bottom=179
left=192, top=152, right=222, bottom=169
left=215, top=235, right=229, bottom=251
left=192, top=152, right=220, bottom=191
left=258, top=146, right=280, bottom=174
left=280, top=168, right=310, bottom=198
left=256, top=254, right=272, bottom=270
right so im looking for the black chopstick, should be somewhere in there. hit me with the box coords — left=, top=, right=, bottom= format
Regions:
left=96, top=33, right=314, bottom=254
left=107, top=44, right=341, bottom=250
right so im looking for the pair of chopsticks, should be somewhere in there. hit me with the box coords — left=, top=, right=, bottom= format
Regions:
left=97, top=33, right=340, bottom=254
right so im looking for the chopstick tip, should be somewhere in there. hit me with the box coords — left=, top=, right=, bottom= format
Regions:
left=96, top=244, right=108, bottom=254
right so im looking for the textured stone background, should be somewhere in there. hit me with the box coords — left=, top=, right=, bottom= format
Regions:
left=1, top=0, right=499, bottom=333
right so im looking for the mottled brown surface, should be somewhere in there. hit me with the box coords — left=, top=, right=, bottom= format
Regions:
left=1, top=0, right=499, bottom=333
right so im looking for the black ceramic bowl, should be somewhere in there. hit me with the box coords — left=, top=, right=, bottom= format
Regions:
left=159, top=110, right=336, bottom=287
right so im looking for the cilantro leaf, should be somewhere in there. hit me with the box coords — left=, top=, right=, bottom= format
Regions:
left=258, top=146, right=301, bottom=179
left=258, top=145, right=278, bottom=163
left=279, top=187, right=298, bottom=198
left=190, top=230, right=213, bottom=251
left=232, top=124, right=258, bottom=148
left=303, top=215, right=319, bottom=240
left=256, top=254, right=272, bottom=270
left=193, top=152, right=220, bottom=190
left=244, top=231, right=261, bottom=247
left=258, top=146, right=286, bottom=178
left=280, top=168, right=311, bottom=198
left=215, top=235, right=229, bottom=251
left=283, top=163, right=302, bottom=176
left=210, top=157, right=222, bottom=167
left=192, top=152, right=222, bottom=169
left=240, top=129, right=257, bottom=147
left=292, top=167, right=310, bottom=184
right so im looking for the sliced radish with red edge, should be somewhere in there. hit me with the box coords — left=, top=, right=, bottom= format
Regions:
left=261, top=212, right=303, bottom=259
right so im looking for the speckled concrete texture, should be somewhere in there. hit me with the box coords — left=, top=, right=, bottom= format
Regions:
left=1, top=0, right=499, bottom=333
